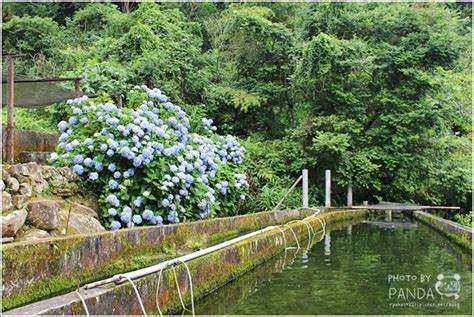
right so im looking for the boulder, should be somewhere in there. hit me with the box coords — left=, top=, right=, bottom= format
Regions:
left=18, top=183, right=33, bottom=197
left=8, top=164, right=28, bottom=177
left=25, top=162, right=42, bottom=179
left=50, top=209, right=105, bottom=236
left=15, top=227, right=50, bottom=241
left=2, top=191, right=12, bottom=213
left=32, top=179, right=48, bottom=194
left=27, top=200, right=59, bottom=230
left=41, top=166, right=60, bottom=180
left=12, top=194, right=30, bottom=209
left=52, top=188, right=73, bottom=198
left=5, top=177, right=20, bottom=192
left=1, top=209, right=27, bottom=237
left=71, top=202, right=99, bottom=219
left=51, top=182, right=80, bottom=197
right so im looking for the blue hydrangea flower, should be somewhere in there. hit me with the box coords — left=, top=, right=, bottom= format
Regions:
left=94, top=161, right=103, bottom=171
left=134, top=196, right=143, bottom=207
left=83, top=157, right=93, bottom=167
left=110, top=221, right=122, bottom=230
left=132, top=215, right=142, bottom=225
left=113, top=171, right=121, bottom=179
left=58, top=121, right=68, bottom=132
left=108, top=208, right=117, bottom=216
left=120, top=211, right=131, bottom=224
left=142, top=209, right=154, bottom=221
left=167, top=210, right=179, bottom=223
left=150, top=215, right=163, bottom=225
left=89, top=172, right=99, bottom=181
left=162, top=198, right=170, bottom=207
left=72, top=154, right=84, bottom=164
left=133, top=156, right=143, bottom=167
left=108, top=163, right=116, bottom=172
left=108, top=179, right=119, bottom=190
left=69, top=116, right=78, bottom=125
left=106, top=194, right=120, bottom=207
left=72, top=164, right=84, bottom=175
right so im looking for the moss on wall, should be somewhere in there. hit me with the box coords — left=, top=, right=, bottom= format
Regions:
left=5, top=209, right=367, bottom=315
left=2, top=208, right=331, bottom=311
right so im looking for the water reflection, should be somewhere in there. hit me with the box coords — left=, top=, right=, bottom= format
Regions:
left=195, top=215, right=472, bottom=315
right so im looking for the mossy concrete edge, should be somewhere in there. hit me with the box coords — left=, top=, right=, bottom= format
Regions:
left=413, top=210, right=472, bottom=251
left=5, top=209, right=367, bottom=315
left=2, top=207, right=327, bottom=311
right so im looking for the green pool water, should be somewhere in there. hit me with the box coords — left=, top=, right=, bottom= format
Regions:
left=195, top=214, right=472, bottom=315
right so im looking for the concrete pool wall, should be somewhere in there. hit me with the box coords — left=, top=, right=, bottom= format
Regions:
left=412, top=210, right=472, bottom=251
left=2, top=207, right=342, bottom=311
left=5, top=209, right=367, bottom=315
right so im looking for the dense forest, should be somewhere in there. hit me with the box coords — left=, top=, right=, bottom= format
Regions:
left=2, top=2, right=472, bottom=221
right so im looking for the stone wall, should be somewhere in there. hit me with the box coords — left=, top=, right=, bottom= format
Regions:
left=1, top=162, right=105, bottom=243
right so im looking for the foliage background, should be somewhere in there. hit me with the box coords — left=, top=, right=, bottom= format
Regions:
left=2, top=2, right=472, bottom=221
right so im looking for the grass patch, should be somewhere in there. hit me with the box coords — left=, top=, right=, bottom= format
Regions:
left=2, top=107, right=57, bottom=134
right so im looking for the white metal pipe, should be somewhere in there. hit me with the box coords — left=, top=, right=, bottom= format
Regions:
left=84, top=225, right=279, bottom=289
left=347, top=185, right=353, bottom=207
left=325, top=170, right=331, bottom=207
left=302, top=169, right=309, bottom=208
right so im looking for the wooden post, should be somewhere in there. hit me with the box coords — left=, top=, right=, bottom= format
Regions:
left=74, top=78, right=81, bottom=98
left=117, top=94, right=123, bottom=108
left=6, top=55, right=15, bottom=164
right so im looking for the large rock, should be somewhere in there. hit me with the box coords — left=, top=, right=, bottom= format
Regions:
left=1, top=209, right=27, bottom=237
left=18, top=183, right=33, bottom=197
left=50, top=209, right=105, bottom=236
left=41, top=166, right=60, bottom=180
left=27, top=200, right=59, bottom=230
left=12, top=194, right=30, bottom=209
left=71, top=202, right=99, bottom=219
left=32, top=179, right=48, bottom=194
left=9, top=162, right=42, bottom=182
left=8, top=164, right=28, bottom=178
left=2, top=191, right=12, bottom=213
left=5, top=177, right=20, bottom=192
left=15, top=226, right=50, bottom=241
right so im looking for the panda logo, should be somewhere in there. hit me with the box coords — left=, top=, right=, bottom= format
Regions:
left=435, top=273, right=461, bottom=300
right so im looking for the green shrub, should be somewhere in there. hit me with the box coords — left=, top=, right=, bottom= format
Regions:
left=50, top=86, right=248, bottom=230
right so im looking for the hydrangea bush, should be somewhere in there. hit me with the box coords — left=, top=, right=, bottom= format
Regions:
left=50, top=86, right=248, bottom=230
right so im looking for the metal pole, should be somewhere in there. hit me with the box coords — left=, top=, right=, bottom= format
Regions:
left=6, top=56, right=15, bottom=164
left=347, top=185, right=353, bottom=206
left=74, top=78, right=81, bottom=98
left=302, top=169, right=309, bottom=208
left=325, top=169, right=331, bottom=207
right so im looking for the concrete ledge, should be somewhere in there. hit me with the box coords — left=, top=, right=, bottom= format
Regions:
left=5, top=209, right=367, bottom=315
left=1, top=207, right=347, bottom=311
left=413, top=210, right=472, bottom=250
left=1, top=127, right=57, bottom=160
